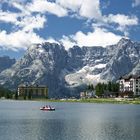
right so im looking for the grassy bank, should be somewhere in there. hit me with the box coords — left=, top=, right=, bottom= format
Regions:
left=42, top=98, right=140, bottom=104
left=80, top=98, right=140, bottom=104
left=5, top=97, right=140, bottom=104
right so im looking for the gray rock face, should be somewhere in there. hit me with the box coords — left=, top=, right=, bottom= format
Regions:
left=0, top=43, right=68, bottom=97
left=0, top=56, right=15, bottom=72
left=130, top=61, right=140, bottom=75
left=67, top=46, right=108, bottom=70
left=0, top=38, right=140, bottom=97
left=101, top=38, right=140, bottom=81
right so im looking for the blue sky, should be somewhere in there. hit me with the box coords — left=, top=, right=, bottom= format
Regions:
left=0, top=0, right=140, bottom=58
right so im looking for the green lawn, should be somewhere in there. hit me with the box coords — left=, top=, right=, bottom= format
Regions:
left=12, top=97, right=140, bottom=104
left=44, top=98, right=140, bottom=104
left=79, top=98, right=140, bottom=104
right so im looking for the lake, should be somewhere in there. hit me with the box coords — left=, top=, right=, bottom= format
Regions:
left=0, top=100, right=140, bottom=140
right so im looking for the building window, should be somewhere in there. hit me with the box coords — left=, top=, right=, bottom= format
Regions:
left=18, top=85, right=48, bottom=98
left=41, top=89, right=44, bottom=96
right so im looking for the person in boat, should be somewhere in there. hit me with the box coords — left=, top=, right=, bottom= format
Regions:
left=45, top=105, right=51, bottom=109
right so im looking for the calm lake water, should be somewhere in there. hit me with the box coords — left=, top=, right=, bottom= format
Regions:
left=0, top=100, right=140, bottom=140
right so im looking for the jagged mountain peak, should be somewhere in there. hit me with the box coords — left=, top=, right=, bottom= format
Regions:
left=28, top=42, right=64, bottom=52
left=117, top=37, right=132, bottom=47
left=42, top=42, right=65, bottom=50
left=100, top=38, right=140, bottom=81
left=0, top=39, right=140, bottom=97
left=119, top=37, right=131, bottom=42
left=24, top=42, right=67, bottom=63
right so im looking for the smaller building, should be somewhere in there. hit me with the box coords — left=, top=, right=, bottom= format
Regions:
left=80, top=91, right=95, bottom=99
left=119, top=75, right=140, bottom=96
left=18, top=84, right=48, bottom=98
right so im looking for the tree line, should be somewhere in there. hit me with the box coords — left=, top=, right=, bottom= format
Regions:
left=0, top=86, right=15, bottom=99
left=0, top=85, right=48, bottom=100
left=87, top=81, right=120, bottom=97
left=0, top=86, right=30, bottom=100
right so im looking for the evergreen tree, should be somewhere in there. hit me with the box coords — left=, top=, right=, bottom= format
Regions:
left=87, top=84, right=91, bottom=90
left=0, top=86, right=13, bottom=99
left=86, top=81, right=119, bottom=97
left=24, top=88, right=28, bottom=100
left=28, top=90, right=32, bottom=100
left=87, top=84, right=94, bottom=91
left=45, top=88, right=48, bottom=99
left=95, top=83, right=104, bottom=96
left=114, top=83, right=119, bottom=92
left=108, top=81, right=112, bottom=92
left=15, top=91, right=18, bottom=100
left=90, top=84, right=94, bottom=91
left=103, top=83, right=108, bottom=91
left=24, top=93, right=27, bottom=100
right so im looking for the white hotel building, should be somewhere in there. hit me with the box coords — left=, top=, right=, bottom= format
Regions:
left=119, top=75, right=140, bottom=96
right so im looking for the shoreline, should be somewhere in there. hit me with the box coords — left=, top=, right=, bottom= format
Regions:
left=1, top=98, right=140, bottom=104
left=49, top=98, right=140, bottom=104
left=34, top=98, right=140, bottom=104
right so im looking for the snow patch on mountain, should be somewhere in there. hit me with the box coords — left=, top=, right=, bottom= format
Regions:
left=65, top=65, right=106, bottom=87
left=0, top=38, right=140, bottom=97
left=94, top=64, right=106, bottom=69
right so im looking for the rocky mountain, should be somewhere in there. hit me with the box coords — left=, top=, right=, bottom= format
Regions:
left=0, top=38, right=140, bottom=97
left=130, top=61, right=140, bottom=75
left=0, top=56, right=16, bottom=73
left=0, top=43, right=69, bottom=97
left=101, top=38, right=140, bottom=81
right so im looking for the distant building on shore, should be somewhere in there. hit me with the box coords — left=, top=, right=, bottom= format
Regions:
left=80, top=91, right=96, bottom=99
left=18, top=84, right=48, bottom=98
left=119, top=75, right=140, bottom=96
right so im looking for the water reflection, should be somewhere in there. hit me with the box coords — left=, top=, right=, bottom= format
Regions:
left=0, top=101, right=140, bottom=140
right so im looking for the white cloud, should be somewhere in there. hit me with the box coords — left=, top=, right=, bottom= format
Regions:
left=79, top=0, right=101, bottom=19
left=56, top=0, right=82, bottom=11
left=46, top=37, right=59, bottom=44
left=0, top=0, right=30, bottom=15
left=0, top=2, right=47, bottom=31
left=26, top=0, right=68, bottom=17
left=105, top=14, right=138, bottom=26
left=132, top=0, right=140, bottom=7
left=17, top=14, right=47, bottom=32
left=60, top=27, right=123, bottom=49
left=59, top=36, right=76, bottom=50
left=57, top=0, right=102, bottom=19
left=0, top=30, right=45, bottom=50
left=0, top=11, right=47, bottom=32
left=103, top=14, right=139, bottom=35
left=0, top=1, right=47, bottom=51
left=11, top=1, right=31, bottom=15
left=74, top=28, right=122, bottom=47
left=45, top=36, right=76, bottom=50
left=0, top=11, right=18, bottom=23
left=0, top=0, right=139, bottom=52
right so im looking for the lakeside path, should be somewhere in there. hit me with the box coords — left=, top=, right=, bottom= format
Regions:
left=34, top=98, right=140, bottom=105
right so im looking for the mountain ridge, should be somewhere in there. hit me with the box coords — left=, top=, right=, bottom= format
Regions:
left=0, top=38, right=140, bottom=97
